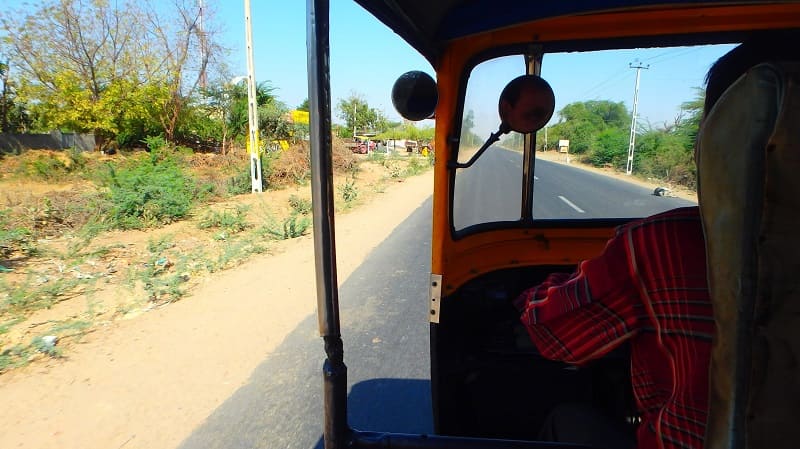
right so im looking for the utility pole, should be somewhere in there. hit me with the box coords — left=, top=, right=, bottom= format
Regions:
left=244, top=0, right=262, bottom=192
left=543, top=126, right=548, bottom=151
left=626, top=61, right=648, bottom=175
left=198, top=0, right=207, bottom=89
left=353, top=103, right=357, bottom=138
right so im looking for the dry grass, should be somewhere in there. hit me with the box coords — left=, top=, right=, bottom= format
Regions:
left=0, top=140, right=430, bottom=372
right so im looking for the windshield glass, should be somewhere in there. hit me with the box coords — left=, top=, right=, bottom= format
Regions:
left=452, top=44, right=735, bottom=231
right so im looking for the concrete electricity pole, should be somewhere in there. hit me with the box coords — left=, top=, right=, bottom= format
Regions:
left=198, top=0, right=207, bottom=89
left=626, top=61, right=648, bottom=175
left=244, top=0, right=262, bottom=192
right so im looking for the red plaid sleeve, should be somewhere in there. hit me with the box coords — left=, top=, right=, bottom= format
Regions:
left=516, top=231, right=647, bottom=365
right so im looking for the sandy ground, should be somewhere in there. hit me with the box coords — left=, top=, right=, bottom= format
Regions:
left=0, top=152, right=694, bottom=449
left=0, top=170, right=434, bottom=449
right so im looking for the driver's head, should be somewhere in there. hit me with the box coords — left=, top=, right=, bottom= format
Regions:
left=499, top=75, right=555, bottom=134
left=704, top=31, right=800, bottom=116
left=696, top=31, right=800, bottom=163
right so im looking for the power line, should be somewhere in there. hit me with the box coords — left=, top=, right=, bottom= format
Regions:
left=643, top=46, right=702, bottom=65
left=579, top=66, right=632, bottom=98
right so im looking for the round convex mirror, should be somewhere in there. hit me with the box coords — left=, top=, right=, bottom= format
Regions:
left=391, top=71, right=438, bottom=121
left=498, top=75, right=555, bottom=134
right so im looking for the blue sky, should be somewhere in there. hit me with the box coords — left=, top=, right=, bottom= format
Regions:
left=217, top=1, right=734, bottom=128
left=2, top=1, right=735, bottom=128
left=216, top=1, right=432, bottom=123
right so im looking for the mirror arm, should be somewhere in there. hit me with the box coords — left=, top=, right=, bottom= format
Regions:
left=448, top=125, right=509, bottom=170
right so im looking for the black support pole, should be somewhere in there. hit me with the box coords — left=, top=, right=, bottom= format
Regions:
left=307, top=1, right=349, bottom=448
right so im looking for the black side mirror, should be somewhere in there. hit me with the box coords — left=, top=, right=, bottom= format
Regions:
left=392, top=71, right=438, bottom=121
left=498, top=75, right=555, bottom=134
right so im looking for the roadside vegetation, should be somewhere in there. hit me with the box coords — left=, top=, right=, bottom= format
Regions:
left=0, top=0, right=438, bottom=372
left=0, top=139, right=432, bottom=373
left=496, top=95, right=703, bottom=191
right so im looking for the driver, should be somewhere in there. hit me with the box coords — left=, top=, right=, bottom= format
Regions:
left=512, top=34, right=799, bottom=449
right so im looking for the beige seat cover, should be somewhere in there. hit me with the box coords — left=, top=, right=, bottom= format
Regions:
left=699, top=62, right=800, bottom=449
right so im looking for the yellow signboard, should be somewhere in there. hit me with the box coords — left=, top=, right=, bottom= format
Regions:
left=290, top=110, right=310, bottom=125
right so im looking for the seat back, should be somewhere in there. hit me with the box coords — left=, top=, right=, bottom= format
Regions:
left=698, top=62, right=800, bottom=449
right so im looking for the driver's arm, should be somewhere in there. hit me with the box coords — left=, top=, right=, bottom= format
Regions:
left=515, top=232, right=646, bottom=365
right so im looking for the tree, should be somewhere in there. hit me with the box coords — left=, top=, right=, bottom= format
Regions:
left=335, top=93, right=387, bottom=137
left=144, top=0, right=222, bottom=141
left=461, top=109, right=477, bottom=146
left=558, top=100, right=630, bottom=130
left=0, top=58, right=10, bottom=132
left=201, top=79, right=286, bottom=151
left=377, top=122, right=434, bottom=141
left=1, top=1, right=145, bottom=136
left=675, top=87, right=705, bottom=144
left=297, top=98, right=309, bottom=111
left=0, top=0, right=224, bottom=143
left=590, top=127, right=629, bottom=168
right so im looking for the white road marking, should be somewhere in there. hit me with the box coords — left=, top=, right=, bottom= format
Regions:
left=558, top=195, right=585, bottom=213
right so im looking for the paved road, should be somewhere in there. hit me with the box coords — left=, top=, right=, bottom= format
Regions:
left=454, top=147, right=695, bottom=229
left=178, top=198, right=434, bottom=449
left=179, top=148, right=695, bottom=448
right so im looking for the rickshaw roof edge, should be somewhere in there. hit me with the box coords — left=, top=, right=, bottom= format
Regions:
left=352, top=0, right=794, bottom=64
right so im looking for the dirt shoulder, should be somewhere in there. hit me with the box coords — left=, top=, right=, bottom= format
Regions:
left=0, top=150, right=695, bottom=449
left=0, top=167, right=434, bottom=449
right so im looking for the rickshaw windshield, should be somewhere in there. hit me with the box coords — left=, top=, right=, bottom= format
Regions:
left=453, top=44, right=734, bottom=231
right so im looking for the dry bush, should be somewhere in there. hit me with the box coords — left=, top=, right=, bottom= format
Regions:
left=332, top=137, right=358, bottom=173
left=267, top=138, right=357, bottom=186
left=269, top=142, right=310, bottom=186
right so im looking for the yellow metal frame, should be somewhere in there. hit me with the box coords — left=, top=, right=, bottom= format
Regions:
left=429, top=3, right=800, bottom=295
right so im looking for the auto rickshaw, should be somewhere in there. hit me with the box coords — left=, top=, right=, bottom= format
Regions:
left=305, top=1, right=800, bottom=448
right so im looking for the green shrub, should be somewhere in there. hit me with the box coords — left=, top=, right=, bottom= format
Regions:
left=226, top=154, right=271, bottom=195
left=0, top=210, right=35, bottom=259
left=19, top=155, right=68, bottom=180
left=404, top=156, right=428, bottom=176
left=66, top=148, right=87, bottom=171
left=104, top=155, right=198, bottom=229
left=588, top=128, right=628, bottom=169
left=264, top=214, right=310, bottom=239
left=143, top=135, right=167, bottom=153
left=339, top=178, right=359, bottom=204
left=198, top=206, right=250, bottom=234
left=288, top=195, right=312, bottom=215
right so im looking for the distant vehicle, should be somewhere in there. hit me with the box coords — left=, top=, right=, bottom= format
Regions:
left=350, top=136, right=377, bottom=154
left=386, top=138, right=418, bottom=153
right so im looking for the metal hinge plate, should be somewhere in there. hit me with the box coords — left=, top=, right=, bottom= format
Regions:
left=429, top=273, right=442, bottom=324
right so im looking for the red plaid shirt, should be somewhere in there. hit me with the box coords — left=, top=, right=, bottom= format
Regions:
left=516, top=207, right=713, bottom=449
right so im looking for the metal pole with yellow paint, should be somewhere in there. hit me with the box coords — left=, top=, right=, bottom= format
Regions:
left=244, top=0, right=262, bottom=192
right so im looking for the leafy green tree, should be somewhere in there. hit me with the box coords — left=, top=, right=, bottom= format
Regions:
left=548, top=100, right=631, bottom=157
left=1, top=1, right=144, bottom=136
left=590, top=127, right=629, bottom=168
left=336, top=93, right=387, bottom=137
left=460, top=109, right=479, bottom=146
left=0, top=0, right=223, bottom=144
left=143, top=0, right=222, bottom=142
left=259, top=100, right=293, bottom=141
left=674, top=88, right=705, bottom=145
left=377, top=122, right=434, bottom=141
left=0, top=59, right=9, bottom=132
left=297, top=98, right=309, bottom=112
left=549, top=119, right=597, bottom=154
